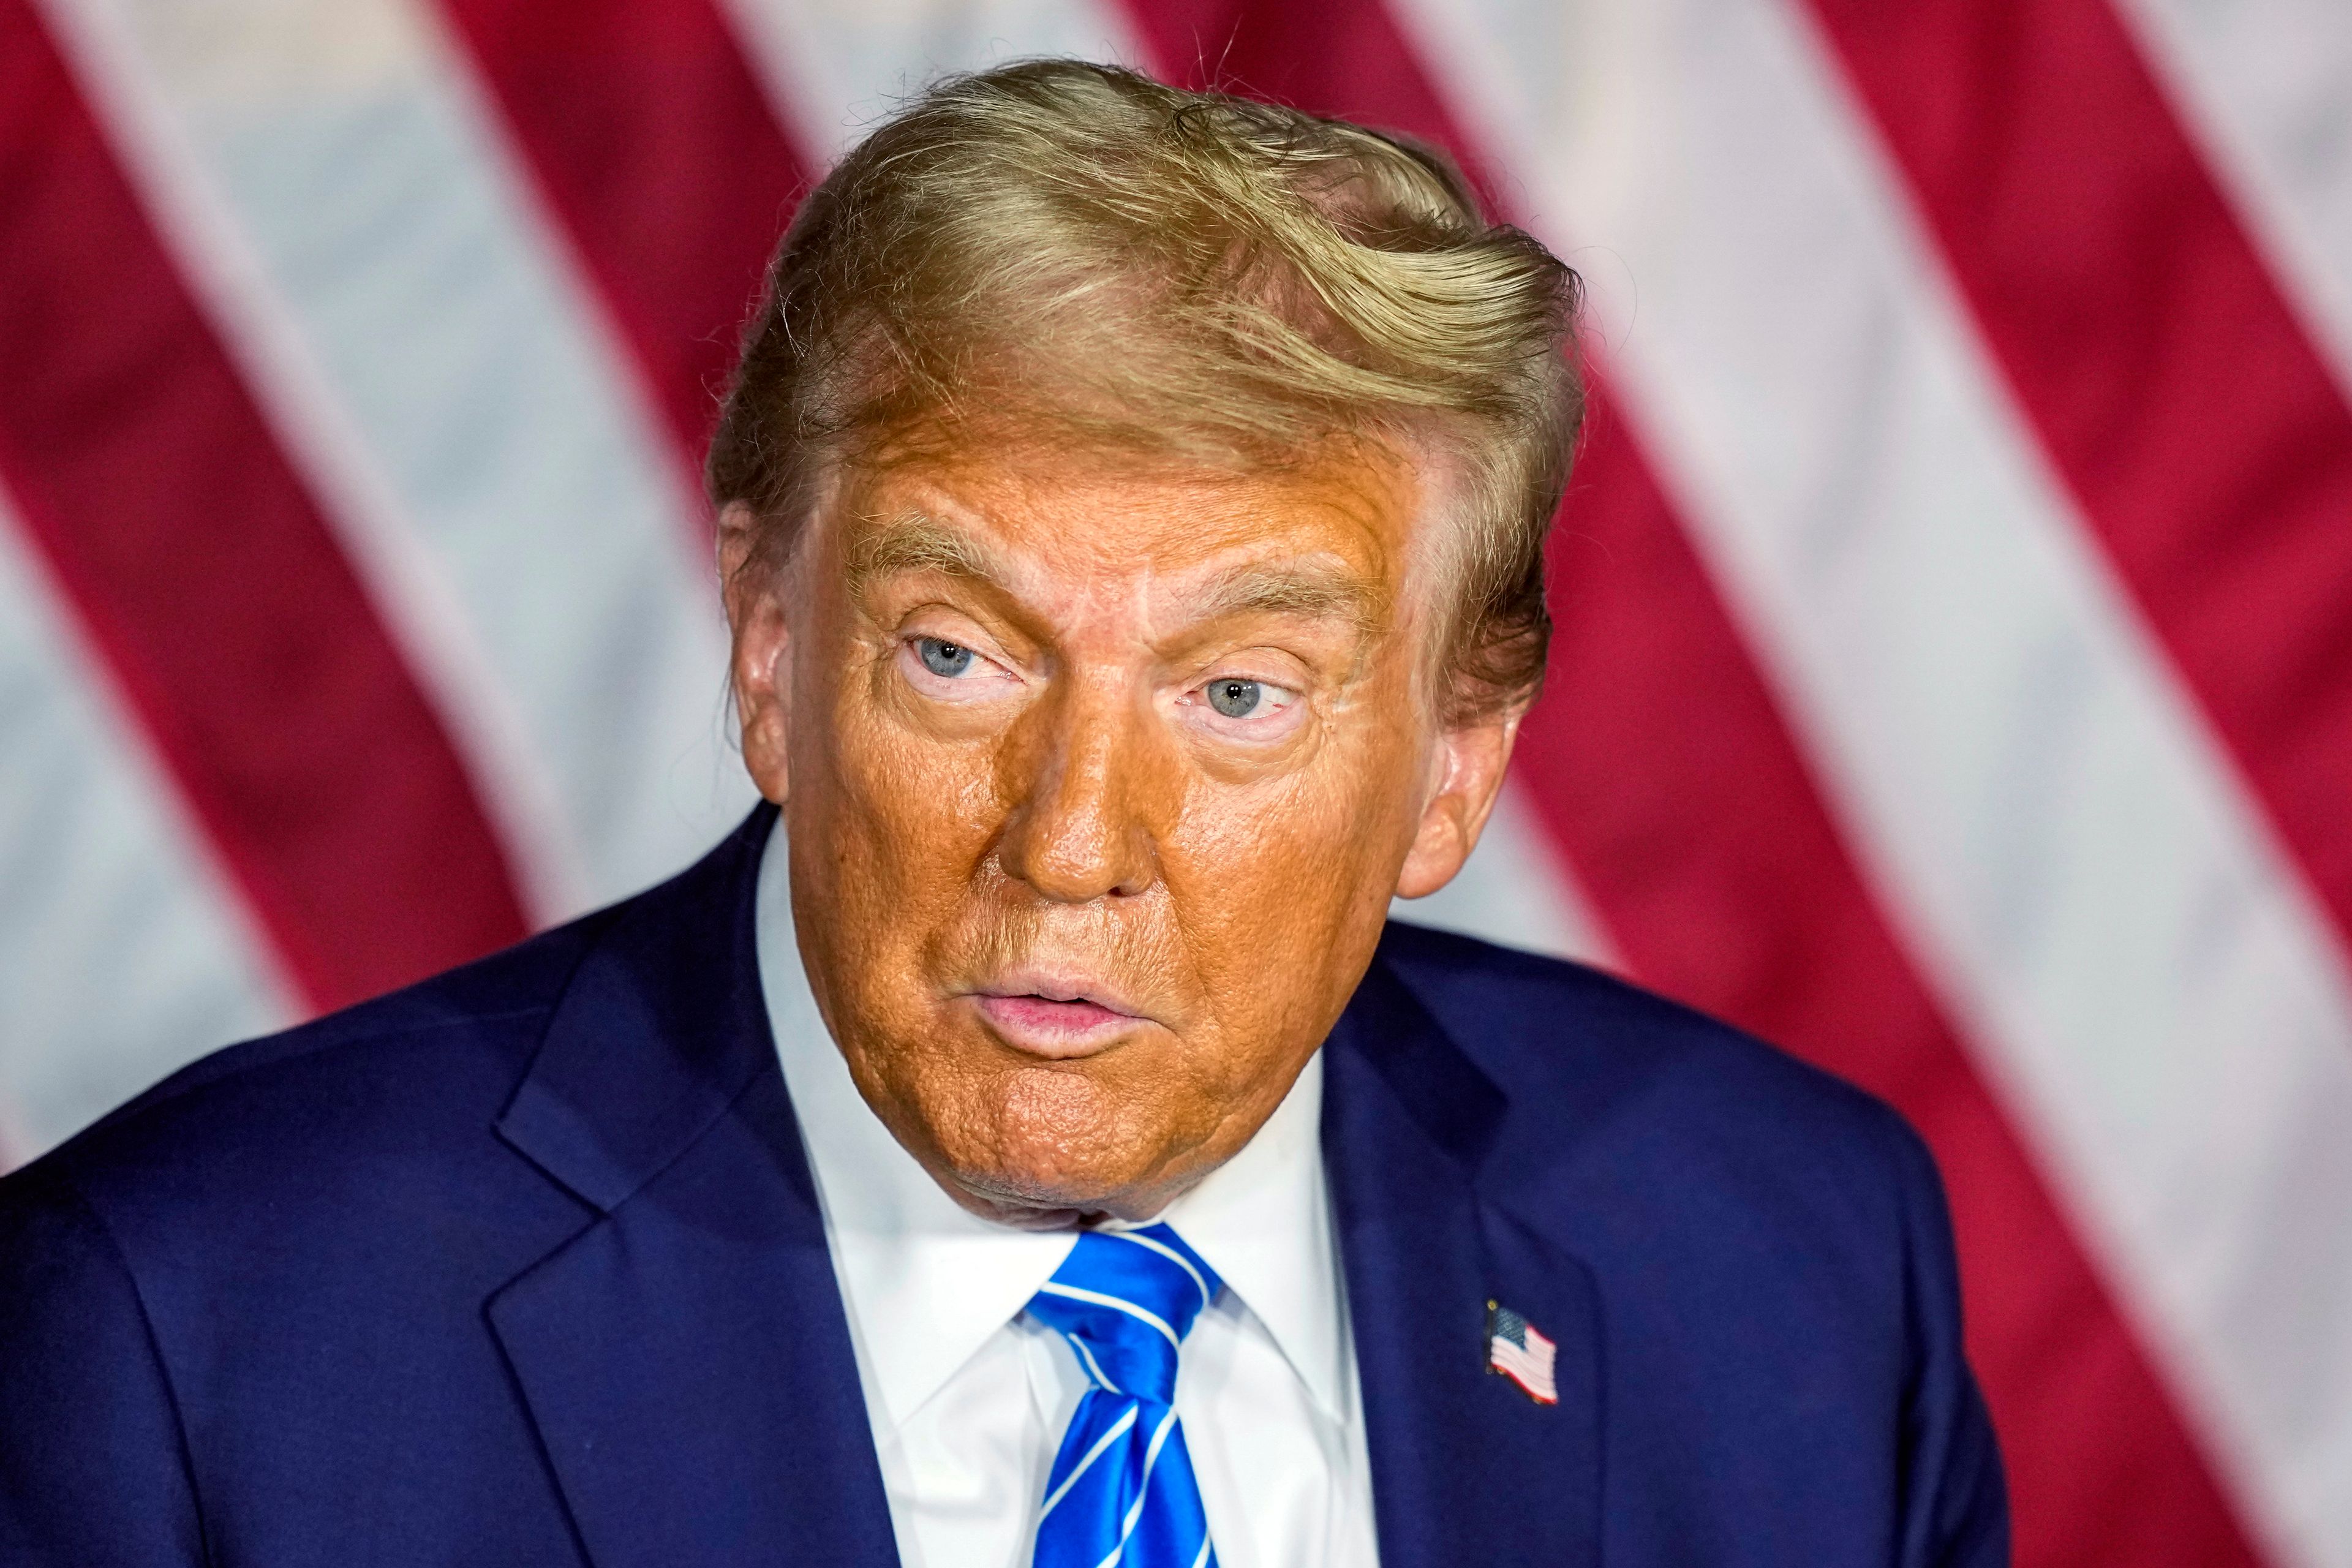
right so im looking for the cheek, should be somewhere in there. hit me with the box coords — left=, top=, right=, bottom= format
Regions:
left=816, top=666, right=1010, bottom=881
left=786, top=647, right=1019, bottom=1037
left=1160, top=730, right=1422, bottom=1031
left=1191, top=677, right=1427, bottom=873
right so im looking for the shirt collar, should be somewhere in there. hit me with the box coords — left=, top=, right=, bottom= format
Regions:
left=1153, top=1050, right=1344, bottom=1419
left=755, top=831, right=1347, bottom=1430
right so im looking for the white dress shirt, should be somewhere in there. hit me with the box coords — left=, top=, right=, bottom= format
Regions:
left=755, top=835, right=1381, bottom=1568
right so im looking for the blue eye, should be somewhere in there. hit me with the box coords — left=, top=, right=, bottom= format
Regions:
left=1206, top=678, right=1262, bottom=718
left=916, top=638, right=974, bottom=677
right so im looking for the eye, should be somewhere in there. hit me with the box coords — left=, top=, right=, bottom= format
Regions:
left=914, top=637, right=975, bottom=677
left=1207, top=677, right=1266, bottom=718
left=1188, top=672, right=1303, bottom=736
left=898, top=632, right=1020, bottom=704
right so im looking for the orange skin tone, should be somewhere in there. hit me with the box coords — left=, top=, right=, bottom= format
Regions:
left=722, top=435, right=1521, bottom=1229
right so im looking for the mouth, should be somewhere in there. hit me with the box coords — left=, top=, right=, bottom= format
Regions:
left=968, top=973, right=1151, bottom=1059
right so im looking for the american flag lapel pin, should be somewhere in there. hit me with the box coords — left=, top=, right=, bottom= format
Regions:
left=1485, top=1298, right=1559, bottom=1405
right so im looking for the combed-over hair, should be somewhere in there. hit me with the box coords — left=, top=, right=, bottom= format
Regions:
left=708, top=59, right=1583, bottom=718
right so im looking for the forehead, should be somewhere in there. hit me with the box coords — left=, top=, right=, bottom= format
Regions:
left=829, top=436, right=1428, bottom=601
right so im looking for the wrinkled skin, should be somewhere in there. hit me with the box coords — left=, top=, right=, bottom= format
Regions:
left=722, top=434, right=1521, bottom=1227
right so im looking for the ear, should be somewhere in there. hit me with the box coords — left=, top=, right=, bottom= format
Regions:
left=1393, top=707, right=1523, bottom=900
left=720, top=502, right=793, bottom=805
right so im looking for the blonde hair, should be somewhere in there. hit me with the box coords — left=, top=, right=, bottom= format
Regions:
left=708, top=59, right=1583, bottom=717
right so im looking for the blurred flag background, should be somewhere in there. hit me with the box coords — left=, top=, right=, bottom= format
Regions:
left=4, top=0, right=2351, bottom=1562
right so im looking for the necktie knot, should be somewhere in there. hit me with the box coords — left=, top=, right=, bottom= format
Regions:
left=1025, top=1224, right=1223, bottom=1406
left=1026, top=1224, right=1224, bottom=1568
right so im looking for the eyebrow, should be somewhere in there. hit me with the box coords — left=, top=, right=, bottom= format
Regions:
left=843, top=510, right=1385, bottom=635
left=1189, top=559, right=1385, bottom=635
left=843, top=513, right=1011, bottom=594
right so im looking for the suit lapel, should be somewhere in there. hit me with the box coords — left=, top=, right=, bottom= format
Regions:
left=487, top=807, right=900, bottom=1568
left=1325, top=952, right=1602, bottom=1568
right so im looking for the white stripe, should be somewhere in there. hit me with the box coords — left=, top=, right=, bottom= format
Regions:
left=43, top=0, right=756, bottom=924
left=35, top=0, right=582, bottom=921
left=1037, top=1283, right=1181, bottom=1351
left=1189, top=1536, right=1212, bottom=1568
left=1066, top=1331, right=1123, bottom=1395
left=1106, top=1229, right=1212, bottom=1311
left=1038, top=1404, right=1137, bottom=1523
left=0, top=495, right=290, bottom=1161
left=717, top=0, right=1145, bottom=170
left=1491, top=1336, right=1553, bottom=1372
left=2116, top=0, right=2352, bottom=405
left=1490, top=1343, right=1555, bottom=1396
left=1093, top=1407, right=1181, bottom=1568
left=1389, top=1, right=2352, bottom=1563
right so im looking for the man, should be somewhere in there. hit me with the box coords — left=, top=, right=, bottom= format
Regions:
left=0, top=61, right=2004, bottom=1567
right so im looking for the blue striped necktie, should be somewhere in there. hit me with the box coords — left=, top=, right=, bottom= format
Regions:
left=1025, top=1224, right=1224, bottom=1568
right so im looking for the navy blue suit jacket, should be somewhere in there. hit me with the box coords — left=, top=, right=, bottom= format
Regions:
left=0, top=805, right=2005, bottom=1565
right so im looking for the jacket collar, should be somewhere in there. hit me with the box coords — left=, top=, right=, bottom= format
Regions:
left=486, top=805, right=1600, bottom=1568
left=487, top=804, right=901, bottom=1568
left=492, top=804, right=782, bottom=1214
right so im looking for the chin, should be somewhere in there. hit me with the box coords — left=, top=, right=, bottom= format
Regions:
left=948, top=1166, right=1142, bottom=1226
left=949, top=1135, right=1155, bottom=1216
left=937, top=1072, right=1185, bottom=1221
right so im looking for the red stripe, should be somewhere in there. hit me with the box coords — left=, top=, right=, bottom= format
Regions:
left=434, top=0, right=815, bottom=476
left=1116, top=4, right=2264, bottom=1562
left=1799, top=0, right=2352, bottom=982
left=0, top=1, right=530, bottom=1011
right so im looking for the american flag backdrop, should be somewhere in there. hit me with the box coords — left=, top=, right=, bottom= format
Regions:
left=2, top=0, right=2349, bottom=1562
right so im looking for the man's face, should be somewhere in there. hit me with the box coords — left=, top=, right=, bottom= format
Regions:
left=726, top=433, right=1517, bottom=1226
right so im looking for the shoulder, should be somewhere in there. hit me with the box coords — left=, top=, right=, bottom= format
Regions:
left=0, top=900, right=658, bottom=1551
left=1374, top=926, right=2002, bottom=1553
left=1376, top=918, right=1905, bottom=1140
left=1374, top=920, right=1943, bottom=1253
left=1372, top=919, right=1973, bottom=1468
left=0, top=907, right=616, bottom=1262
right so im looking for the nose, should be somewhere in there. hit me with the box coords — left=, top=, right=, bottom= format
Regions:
left=995, top=674, right=1161, bottom=902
